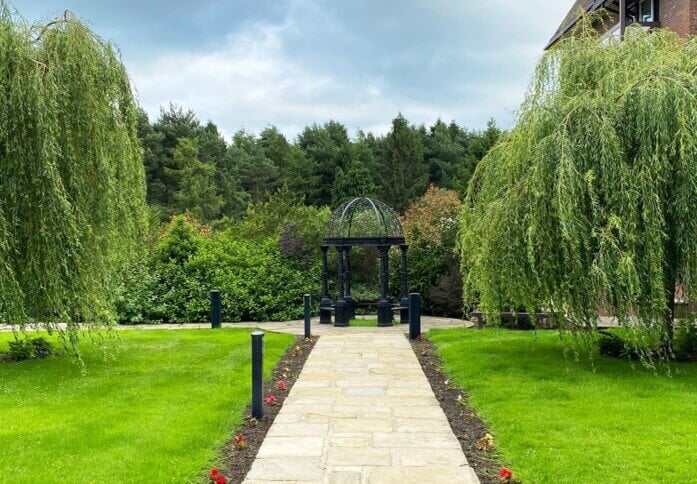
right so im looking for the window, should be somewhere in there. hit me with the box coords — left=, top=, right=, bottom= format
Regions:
left=638, top=0, right=655, bottom=22
left=628, top=0, right=656, bottom=23
left=602, top=0, right=658, bottom=45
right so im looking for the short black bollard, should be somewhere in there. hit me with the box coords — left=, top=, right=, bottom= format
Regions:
left=251, top=330, right=264, bottom=419
left=210, top=290, right=221, bottom=329
left=409, top=293, right=421, bottom=340
left=303, top=294, right=311, bottom=339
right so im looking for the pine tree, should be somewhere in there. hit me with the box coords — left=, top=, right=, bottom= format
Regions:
left=298, top=121, right=351, bottom=207
left=452, top=119, right=501, bottom=198
left=260, top=125, right=291, bottom=171
left=424, top=119, right=467, bottom=188
left=153, top=104, right=202, bottom=207
left=283, top=144, right=321, bottom=204
left=231, top=131, right=280, bottom=203
left=172, top=138, right=223, bottom=222
left=379, top=114, right=428, bottom=212
left=137, top=109, right=167, bottom=206
left=332, top=133, right=379, bottom=205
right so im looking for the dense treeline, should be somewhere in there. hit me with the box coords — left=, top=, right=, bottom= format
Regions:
left=0, top=3, right=501, bottom=327
left=116, top=105, right=502, bottom=322
left=139, top=104, right=501, bottom=220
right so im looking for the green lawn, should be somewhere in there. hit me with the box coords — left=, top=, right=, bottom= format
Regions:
left=430, top=328, right=697, bottom=484
left=349, top=318, right=397, bottom=327
left=0, top=328, right=294, bottom=482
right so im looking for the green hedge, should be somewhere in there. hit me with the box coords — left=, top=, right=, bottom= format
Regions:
left=116, top=212, right=322, bottom=323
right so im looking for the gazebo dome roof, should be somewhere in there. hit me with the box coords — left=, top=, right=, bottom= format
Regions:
left=324, top=197, right=405, bottom=246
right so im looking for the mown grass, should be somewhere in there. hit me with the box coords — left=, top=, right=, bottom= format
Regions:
left=429, top=328, right=697, bottom=484
left=0, top=328, right=294, bottom=482
left=348, top=318, right=397, bottom=327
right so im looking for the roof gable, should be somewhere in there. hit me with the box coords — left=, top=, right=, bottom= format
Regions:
left=546, top=0, right=607, bottom=49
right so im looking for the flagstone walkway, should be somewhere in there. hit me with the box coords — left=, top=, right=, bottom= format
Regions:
left=243, top=329, right=479, bottom=484
left=0, top=316, right=467, bottom=333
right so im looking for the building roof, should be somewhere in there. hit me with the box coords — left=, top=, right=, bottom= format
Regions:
left=546, top=0, right=608, bottom=50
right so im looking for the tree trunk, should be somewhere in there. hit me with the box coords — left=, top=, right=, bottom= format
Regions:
left=664, top=278, right=675, bottom=353
left=663, top=228, right=677, bottom=353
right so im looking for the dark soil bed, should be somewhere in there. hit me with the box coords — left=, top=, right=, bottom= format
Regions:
left=410, top=335, right=505, bottom=484
left=216, top=334, right=316, bottom=483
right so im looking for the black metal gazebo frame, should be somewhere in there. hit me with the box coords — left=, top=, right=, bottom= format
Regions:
left=319, top=198, right=409, bottom=327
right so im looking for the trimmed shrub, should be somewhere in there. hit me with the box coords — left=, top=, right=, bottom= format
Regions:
left=116, top=199, right=328, bottom=324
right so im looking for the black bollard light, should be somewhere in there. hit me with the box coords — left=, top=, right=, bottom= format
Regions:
left=304, top=294, right=312, bottom=339
left=210, top=290, right=221, bottom=329
left=251, top=330, right=264, bottom=419
left=409, top=293, right=421, bottom=340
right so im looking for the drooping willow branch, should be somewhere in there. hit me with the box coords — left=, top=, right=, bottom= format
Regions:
left=0, top=4, right=147, bottom=336
left=459, top=16, right=697, bottom=363
left=29, top=9, right=69, bottom=42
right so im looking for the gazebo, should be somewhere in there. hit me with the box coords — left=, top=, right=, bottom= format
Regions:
left=320, top=197, right=409, bottom=327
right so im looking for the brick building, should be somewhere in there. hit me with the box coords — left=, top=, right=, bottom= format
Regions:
left=547, top=0, right=697, bottom=49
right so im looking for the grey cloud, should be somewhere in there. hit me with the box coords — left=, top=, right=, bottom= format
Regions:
left=15, top=0, right=572, bottom=138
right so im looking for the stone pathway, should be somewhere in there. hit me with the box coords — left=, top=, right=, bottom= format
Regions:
left=0, top=314, right=626, bottom=334
left=0, top=316, right=468, bottom=334
left=243, top=330, right=479, bottom=484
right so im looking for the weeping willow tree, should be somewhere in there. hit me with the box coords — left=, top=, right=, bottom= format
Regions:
left=0, top=6, right=146, bottom=332
left=460, top=17, right=697, bottom=356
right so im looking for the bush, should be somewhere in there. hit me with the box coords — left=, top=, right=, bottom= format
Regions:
left=674, top=319, right=697, bottom=362
left=342, top=247, right=380, bottom=301
left=597, top=331, right=635, bottom=359
left=597, top=329, right=663, bottom=361
left=187, top=232, right=320, bottom=321
left=400, top=185, right=463, bottom=316
left=31, top=337, right=54, bottom=359
left=237, top=188, right=330, bottom=259
left=7, top=339, right=33, bottom=361
left=350, top=282, right=380, bottom=303
left=116, top=199, right=328, bottom=324
left=115, top=214, right=209, bottom=323
left=114, top=256, right=157, bottom=324
left=5, top=337, right=54, bottom=361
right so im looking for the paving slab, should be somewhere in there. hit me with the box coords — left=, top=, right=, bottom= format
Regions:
left=243, top=329, right=479, bottom=483
left=0, top=315, right=471, bottom=334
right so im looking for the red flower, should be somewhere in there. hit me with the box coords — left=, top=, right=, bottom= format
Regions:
left=264, top=395, right=277, bottom=405
left=234, top=434, right=245, bottom=444
left=276, top=380, right=287, bottom=391
left=215, top=476, right=227, bottom=484
left=209, top=468, right=220, bottom=480
left=499, top=467, right=513, bottom=480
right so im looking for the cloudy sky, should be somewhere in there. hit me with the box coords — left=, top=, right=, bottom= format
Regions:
left=15, top=1, right=571, bottom=139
